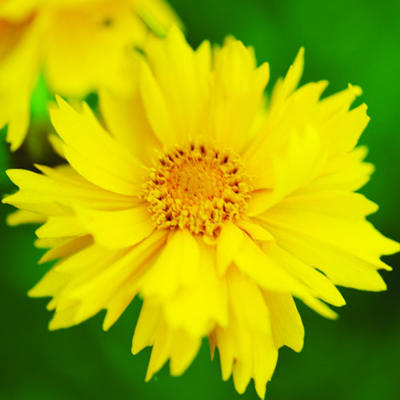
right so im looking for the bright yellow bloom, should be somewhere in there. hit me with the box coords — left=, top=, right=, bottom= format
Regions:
left=0, top=0, right=179, bottom=150
left=4, top=28, right=399, bottom=398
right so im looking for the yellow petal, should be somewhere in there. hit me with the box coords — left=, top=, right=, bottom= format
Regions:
left=215, top=267, right=278, bottom=398
left=232, top=225, right=337, bottom=319
left=209, top=38, right=269, bottom=152
left=216, top=222, right=244, bottom=276
left=48, top=304, right=81, bottom=331
left=169, top=330, right=201, bottom=376
left=261, top=199, right=399, bottom=269
left=99, top=86, right=161, bottom=165
left=29, top=244, right=122, bottom=299
left=233, top=224, right=307, bottom=293
left=48, top=133, right=65, bottom=158
left=39, top=235, right=93, bottom=264
left=77, top=205, right=155, bottom=249
left=50, top=97, right=147, bottom=195
left=263, top=291, right=304, bottom=352
left=276, top=189, right=378, bottom=218
left=247, top=127, right=326, bottom=216
left=52, top=231, right=165, bottom=326
left=143, top=320, right=201, bottom=380
left=35, top=237, right=67, bottom=250
left=3, top=189, right=65, bottom=216
left=263, top=244, right=345, bottom=307
left=237, top=219, right=274, bottom=242
left=322, top=102, right=369, bottom=154
left=176, top=230, right=201, bottom=287
left=268, top=225, right=392, bottom=292
left=35, top=215, right=86, bottom=239
left=163, top=26, right=202, bottom=141
left=162, top=243, right=228, bottom=336
left=214, top=324, right=235, bottom=381
left=103, top=233, right=165, bottom=330
left=143, top=27, right=211, bottom=146
left=282, top=47, right=305, bottom=96
left=145, top=319, right=173, bottom=381
left=36, top=164, right=136, bottom=211
left=102, top=255, right=152, bottom=331
left=308, top=147, right=374, bottom=192
left=4, top=166, right=135, bottom=219
left=102, top=278, right=140, bottom=331
left=140, top=230, right=200, bottom=299
left=0, top=17, right=41, bottom=150
left=6, top=210, right=45, bottom=226
left=132, top=300, right=161, bottom=355
left=139, top=59, right=177, bottom=148
left=244, top=79, right=328, bottom=189
left=269, top=47, right=304, bottom=112
left=319, top=84, right=362, bottom=119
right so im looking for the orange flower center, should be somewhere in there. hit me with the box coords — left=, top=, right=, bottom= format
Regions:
left=143, top=143, right=252, bottom=241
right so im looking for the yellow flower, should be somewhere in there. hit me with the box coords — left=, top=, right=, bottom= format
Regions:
left=3, top=28, right=399, bottom=398
left=0, top=0, right=180, bottom=150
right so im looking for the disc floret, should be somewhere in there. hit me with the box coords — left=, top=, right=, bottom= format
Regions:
left=143, top=143, right=252, bottom=240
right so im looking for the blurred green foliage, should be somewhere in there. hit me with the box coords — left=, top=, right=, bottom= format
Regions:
left=1, top=0, right=400, bottom=399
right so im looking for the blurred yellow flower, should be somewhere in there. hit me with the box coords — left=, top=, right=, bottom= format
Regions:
left=0, top=0, right=180, bottom=150
left=4, top=28, right=399, bottom=398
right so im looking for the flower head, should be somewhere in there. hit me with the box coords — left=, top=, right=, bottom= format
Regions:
left=0, top=0, right=180, bottom=149
left=4, top=28, right=399, bottom=398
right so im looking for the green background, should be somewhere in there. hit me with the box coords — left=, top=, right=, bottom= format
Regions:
left=1, top=0, right=400, bottom=399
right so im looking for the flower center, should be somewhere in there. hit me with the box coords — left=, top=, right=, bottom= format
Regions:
left=143, top=143, right=252, bottom=240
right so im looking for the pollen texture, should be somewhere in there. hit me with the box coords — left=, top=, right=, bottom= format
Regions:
left=143, top=144, right=252, bottom=240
